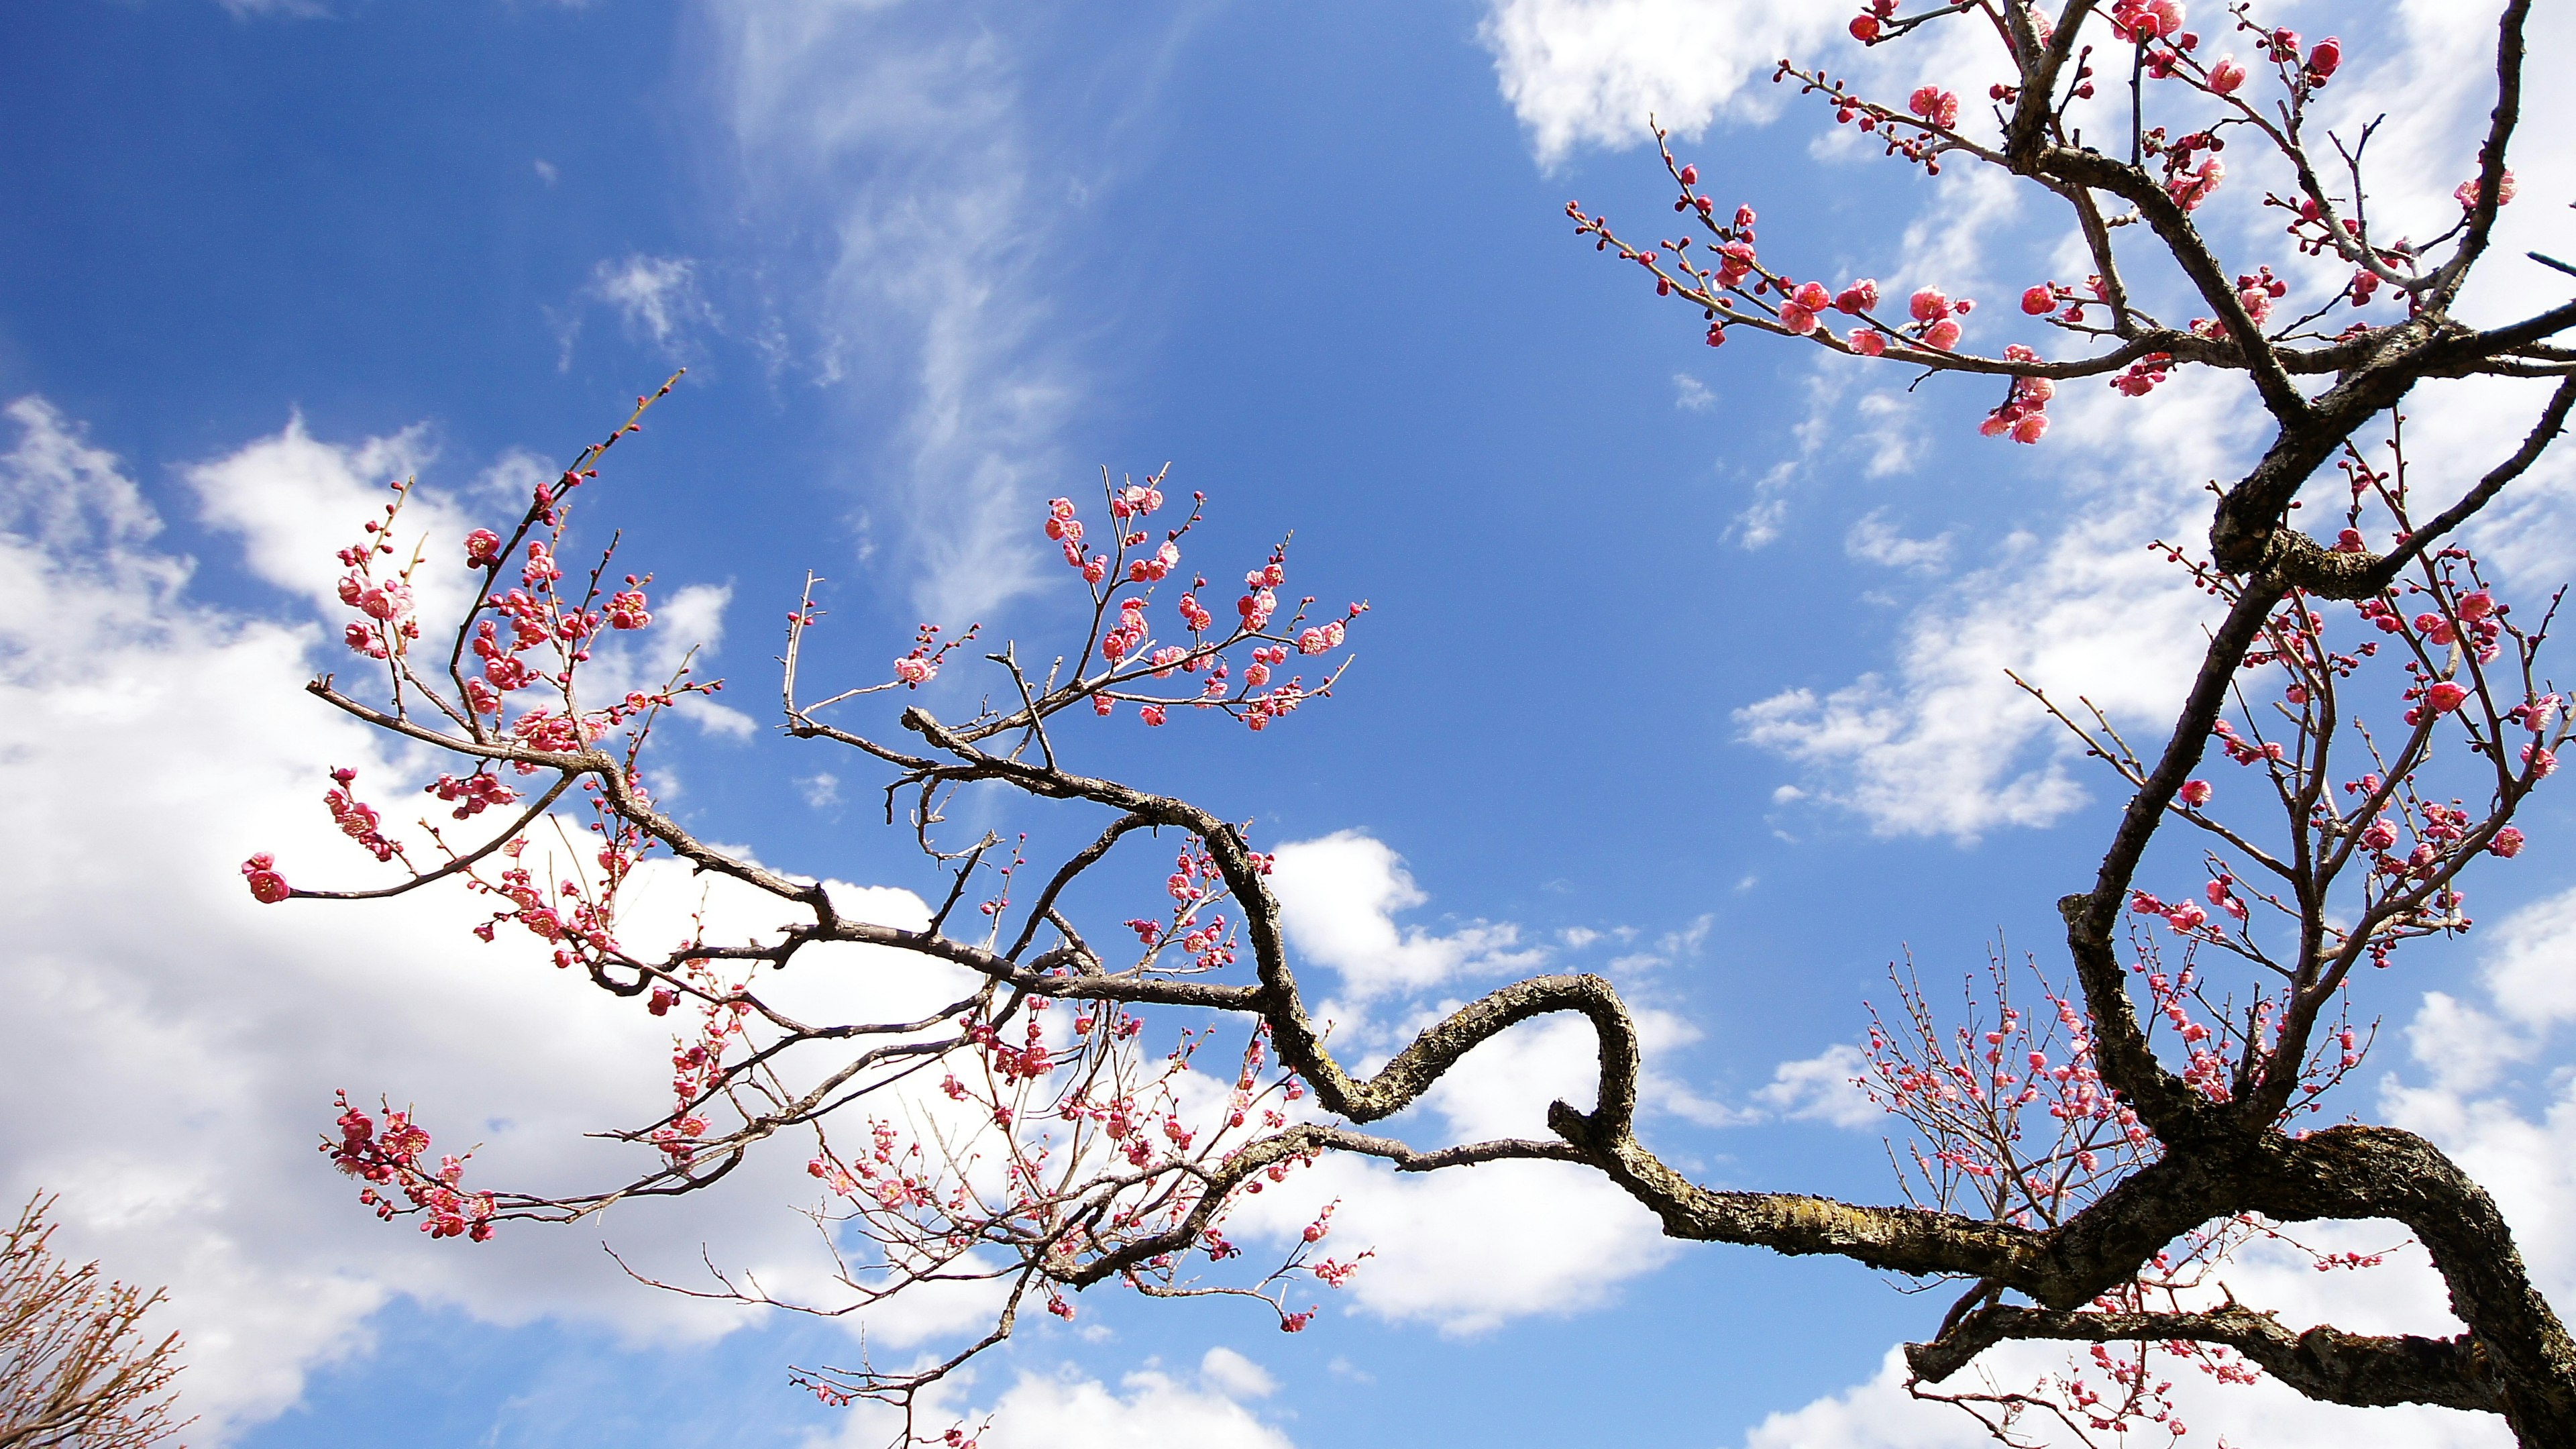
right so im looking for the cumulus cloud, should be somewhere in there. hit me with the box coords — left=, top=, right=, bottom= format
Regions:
left=183, top=411, right=754, bottom=739
left=971, top=1349, right=1295, bottom=1449
left=1477, top=0, right=1839, bottom=166
left=0, top=399, right=928, bottom=1441
left=1269, top=831, right=1543, bottom=1002
left=1750, top=1044, right=1877, bottom=1128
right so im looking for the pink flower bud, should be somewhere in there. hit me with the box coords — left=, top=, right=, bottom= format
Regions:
left=2306, top=36, right=2340, bottom=80
left=1678, top=164, right=1698, bottom=185
left=1849, top=13, right=1880, bottom=42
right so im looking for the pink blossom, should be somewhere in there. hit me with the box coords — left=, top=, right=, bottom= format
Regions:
left=2426, top=681, right=2470, bottom=714
left=2021, top=284, right=2055, bottom=315
left=2169, top=158, right=2224, bottom=211
left=1780, top=302, right=1821, bottom=334
left=2180, top=779, right=2212, bottom=806
left=893, top=655, right=937, bottom=686
left=1923, top=318, right=1963, bottom=351
left=1907, top=86, right=1960, bottom=129
left=1909, top=288, right=1953, bottom=323
left=464, top=529, right=502, bottom=566
left=2491, top=826, right=2527, bottom=859
left=1139, top=704, right=1167, bottom=727
left=241, top=854, right=290, bottom=904
left=1851, top=329, right=1888, bottom=356
left=2306, top=36, right=2341, bottom=81
left=2208, top=56, right=2246, bottom=95
left=2010, top=412, right=2049, bottom=443
left=1833, top=279, right=1880, bottom=315
left=2455, top=171, right=2518, bottom=210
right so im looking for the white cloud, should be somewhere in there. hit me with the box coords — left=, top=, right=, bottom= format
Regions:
left=975, top=1353, right=1295, bottom=1449
left=799, top=771, right=844, bottom=809
left=184, top=412, right=755, bottom=739
left=1743, top=1336, right=2504, bottom=1449
left=1674, top=372, right=1715, bottom=411
left=1269, top=831, right=1544, bottom=1002
left=1228, top=1151, right=1675, bottom=1336
left=1195, top=1346, right=1277, bottom=1401
left=1752, top=1043, right=1877, bottom=1128
left=707, top=3, right=1100, bottom=623
left=1843, top=511, right=1950, bottom=574
left=0, top=400, right=987, bottom=1442
left=1737, top=366, right=2265, bottom=839
left=185, top=412, right=447, bottom=621
left=589, top=254, right=714, bottom=355
left=1477, top=0, right=1840, bottom=166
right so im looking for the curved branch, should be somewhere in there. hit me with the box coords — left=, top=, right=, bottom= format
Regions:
left=1909, top=1303, right=2500, bottom=1413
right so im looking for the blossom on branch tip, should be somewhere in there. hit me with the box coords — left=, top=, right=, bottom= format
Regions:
left=241, top=853, right=290, bottom=904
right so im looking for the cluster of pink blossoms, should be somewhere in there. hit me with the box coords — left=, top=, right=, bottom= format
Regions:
left=335, top=483, right=425, bottom=661
left=325, top=1091, right=494, bottom=1241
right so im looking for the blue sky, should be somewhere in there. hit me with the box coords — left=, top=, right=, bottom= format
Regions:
left=8, top=3, right=2576, bottom=1446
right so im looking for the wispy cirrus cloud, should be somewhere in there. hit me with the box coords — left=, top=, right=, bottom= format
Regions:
left=706, top=3, right=1130, bottom=624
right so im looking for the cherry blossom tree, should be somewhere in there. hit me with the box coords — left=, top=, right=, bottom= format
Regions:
left=252, top=3, right=2576, bottom=1444
left=1, top=1196, right=188, bottom=1449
